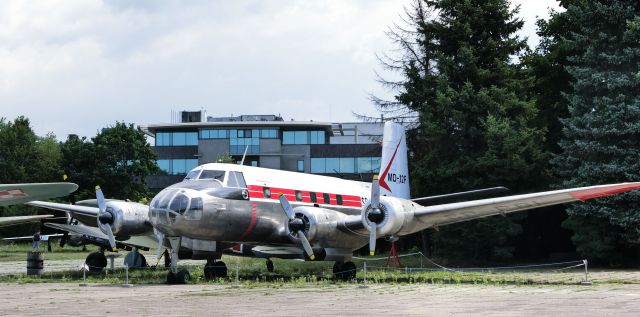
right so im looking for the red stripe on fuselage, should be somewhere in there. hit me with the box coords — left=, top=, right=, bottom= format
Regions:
left=239, top=202, right=258, bottom=241
left=246, top=185, right=362, bottom=208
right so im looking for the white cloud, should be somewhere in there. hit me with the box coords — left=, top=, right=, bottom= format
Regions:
left=0, top=0, right=560, bottom=139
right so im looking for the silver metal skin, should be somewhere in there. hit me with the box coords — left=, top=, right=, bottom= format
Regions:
left=147, top=178, right=373, bottom=260
left=98, top=200, right=153, bottom=238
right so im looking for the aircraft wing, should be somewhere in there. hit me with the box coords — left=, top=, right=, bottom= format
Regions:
left=2, top=233, right=64, bottom=241
left=0, top=215, right=53, bottom=227
left=0, top=182, right=78, bottom=206
left=26, top=201, right=99, bottom=218
left=414, top=182, right=640, bottom=228
left=43, top=223, right=157, bottom=250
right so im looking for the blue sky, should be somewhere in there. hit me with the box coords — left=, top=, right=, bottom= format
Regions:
left=0, top=0, right=561, bottom=139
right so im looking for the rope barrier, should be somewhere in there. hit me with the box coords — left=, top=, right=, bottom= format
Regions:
left=54, top=252, right=591, bottom=286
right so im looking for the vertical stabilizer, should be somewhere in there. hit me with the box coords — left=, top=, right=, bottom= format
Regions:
left=378, top=122, right=410, bottom=198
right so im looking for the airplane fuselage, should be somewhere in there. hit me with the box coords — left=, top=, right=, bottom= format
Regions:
left=149, top=163, right=376, bottom=251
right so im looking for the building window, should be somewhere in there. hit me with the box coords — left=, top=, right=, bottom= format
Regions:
left=310, top=131, right=325, bottom=144
left=229, top=128, right=260, bottom=155
left=200, top=129, right=228, bottom=139
left=282, top=130, right=325, bottom=145
left=310, top=158, right=325, bottom=173
left=357, top=157, right=381, bottom=173
left=297, top=160, right=304, bottom=172
left=310, top=157, right=379, bottom=174
left=260, top=129, right=278, bottom=138
left=155, top=131, right=198, bottom=146
left=156, top=159, right=199, bottom=175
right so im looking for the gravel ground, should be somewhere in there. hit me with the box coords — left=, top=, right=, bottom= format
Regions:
left=0, top=282, right=639, bottom=316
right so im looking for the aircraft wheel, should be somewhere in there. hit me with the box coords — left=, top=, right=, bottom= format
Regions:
left=166, top=271, right=177, bottom=284
left=266, top=259, right=274, bottom=272
left=204, top=266, right=214, bottom=280
left=342, top=261, right=356, bottom=280
left=204, top=261, right=228, bottom=280
left=333, top=262, right=344, bottom=280
left=215, top=261, right=228, bottom=278
left=85, top=252, right=107, bottom=272
left=124, top=251, right=147, bottom=268
left=176, top=269, right=191, bottom=284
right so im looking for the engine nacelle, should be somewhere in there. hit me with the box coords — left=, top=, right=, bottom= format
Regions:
left=361, top=196, right=411, bottom=237
left=286, top=206, right=353, bottom=249
left=97, top=201, right=153, bottom=238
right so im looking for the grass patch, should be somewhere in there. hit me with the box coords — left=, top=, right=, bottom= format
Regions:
left=0, top=242, right=98, bottom=261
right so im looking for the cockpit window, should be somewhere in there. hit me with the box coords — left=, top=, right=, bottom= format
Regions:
left=184, top=197, right=203, bottom=220
left=184, top=169, right=201, bottom=180
left=227, top=171, right=247, bottom=188
left=169, top=194, right=189, bottom=214
left=199, top=170, right=225, bottom=182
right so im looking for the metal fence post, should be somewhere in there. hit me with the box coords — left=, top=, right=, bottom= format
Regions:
left=359, top=262, right=369, bottom=288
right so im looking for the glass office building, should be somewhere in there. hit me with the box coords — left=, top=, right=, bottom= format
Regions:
left=144, top=113, right=384, bottom=190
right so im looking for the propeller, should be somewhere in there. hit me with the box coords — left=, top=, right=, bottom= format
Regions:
left=367, top=175, right=383, bottom=256
left=95, top=186, right=117, bottom=252
left=278, top=194, right=315, bottom=260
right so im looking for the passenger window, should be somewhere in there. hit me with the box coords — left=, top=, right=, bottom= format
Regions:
left=336, top=195, right=343, bottom=205
left=295, top=191, right=303, bottom=202
left=310, top=192, right=317, bottom=203
left=228, top=171, right=247, bottom=188
left=323, top=193, right=330, bottom=204
left=200, top=170, right=225, bottom=182
left=263, top=187, right=271, bottom=198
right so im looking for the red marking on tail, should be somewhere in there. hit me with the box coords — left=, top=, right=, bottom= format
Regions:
left=379, top=136, right=403, bottom=192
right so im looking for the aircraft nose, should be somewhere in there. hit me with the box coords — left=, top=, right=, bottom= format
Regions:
left=149, top=188, right=204, bottom=228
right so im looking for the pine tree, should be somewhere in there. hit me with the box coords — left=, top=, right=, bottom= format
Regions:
left=554, top=1, right=640, bottom=264
left=377, top=0, right=547, bottom=263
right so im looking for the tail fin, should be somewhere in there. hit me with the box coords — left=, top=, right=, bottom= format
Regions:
left=378, top=122, right=410, bottom=199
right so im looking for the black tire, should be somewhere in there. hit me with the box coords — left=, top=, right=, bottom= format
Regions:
left=167, top=271, right=177, bottom=284
left=176, top=269, right=191, bottom=284
left=266, top=259, right=274, bottom=272
left=85, top=252, right=107, bottom=272
left=203, top=266, right=215, bottom=280
left=204, top=261, right=228, bottom=280
left=215, top=261, right=228, bottom=278
left=333, top=262, right=344, bottom=280
left=342, top=261, right=356, bottom=280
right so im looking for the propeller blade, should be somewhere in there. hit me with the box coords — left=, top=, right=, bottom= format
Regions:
left=297, top=231, right=315, bottom=261
left=369, top=226, right=376, bottom=256
left=104, top=224, right=117, bottom=252
left=278, top=194, right=295, bottom=220
left=371, top=175, right=380, bottom=208
left=95, top=186, right=106, bottom=213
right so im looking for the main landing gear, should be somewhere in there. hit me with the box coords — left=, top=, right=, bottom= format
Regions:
left=333, top=261, right=356, bottom=281
left=204, top=259, right=227, bottom=280
left=164, top=237, right=228, bottom=284
left=85, top=251, right=107, bottom=272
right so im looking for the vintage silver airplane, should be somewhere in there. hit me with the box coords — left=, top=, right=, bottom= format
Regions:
left=28, top=122, right=640, bottom=283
